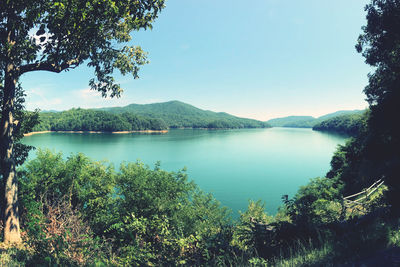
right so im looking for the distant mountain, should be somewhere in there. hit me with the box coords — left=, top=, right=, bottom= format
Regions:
left=266, top=116, right=315, bottom=128
left=100, top=100, right=271, bottom=129
left=317, top=110, right=364, bottom=120
left=267, top=110, right=364, bottom=128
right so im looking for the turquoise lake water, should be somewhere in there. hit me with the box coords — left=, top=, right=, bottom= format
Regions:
left=22, top=128, right=347, bottom=217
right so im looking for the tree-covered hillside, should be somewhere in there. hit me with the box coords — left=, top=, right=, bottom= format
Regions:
left=267, top=110, right=363, bottom=128
left=33, top=108, right=168, bottom=132
left=312, top=112, right=367, bottom=136
left=266, top=116, right=315, bottom=127
left=101, top=100, right=270, bottom=129
left=31, top=101, right=270, bottom=132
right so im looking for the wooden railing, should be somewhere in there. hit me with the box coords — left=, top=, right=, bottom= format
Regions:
left=342, top=178, right=385, bottom=216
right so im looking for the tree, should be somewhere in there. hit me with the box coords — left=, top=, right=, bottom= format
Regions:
left=329, top=1, right=400, bottom=204
left=0, top=0, right=164, bottom=243
left=355, top=0, right=400, bottom=207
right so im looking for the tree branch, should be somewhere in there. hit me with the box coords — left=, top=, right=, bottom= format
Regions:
left=19, top=62, right=66, bottom=75
left=18, top=58, right=80, bottom=75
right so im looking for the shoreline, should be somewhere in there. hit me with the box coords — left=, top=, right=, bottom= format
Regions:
left=24, top=129, right=168, bottom=137
left=23, top=127, right=271, bottom=137
left=173, top=128, right=244, bottom=131
left=23, top=131, right=52, bottom=136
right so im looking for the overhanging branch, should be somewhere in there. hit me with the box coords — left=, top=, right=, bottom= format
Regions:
left=18, top=59, right=80, bottom=75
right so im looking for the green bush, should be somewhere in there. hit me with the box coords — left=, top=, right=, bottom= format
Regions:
left=18, top=150, right=232, bottom=265
left=232, top=200, right=273, bottom=252
left=284, top=177, right=343, bottom=228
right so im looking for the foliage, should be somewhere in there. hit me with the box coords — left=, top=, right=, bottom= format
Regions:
left=29, top=100, right=272, bottom=132
left=266, top=116, right=315, bottom=128
left=11, top=149, right=397, bottom=265
left=102, top=100, right=271, bottom=129
left=0, top=0, right=166, bottom=243
left=24, top=198, right=102, bottom=266
left=354, top=0, right=400, bottom=209
left=18, top=150, right=232, bottom=265
left=0, top=0, right=165, bottom=97
left=325, top=0, right=400, bottom=205
left=232, top=200, right=273, bottom=252
left=18, top=150, right=115, bottom=265
left=313, top=111, right=367, bottom=136
left=248, top=240, right=335, bottom=267
left=0, top=245, right=31, bottom=266
left=33, top=108, right=168, bottom=132
left=267, top=110, right=363, bottom=128
left=326, top=138, right=373, bottom=195
left=4, top=0, right=400, bottom=264
left=283, top=177, right=343, bottom=228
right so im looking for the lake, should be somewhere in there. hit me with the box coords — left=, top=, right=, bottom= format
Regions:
left=22, top=128, right=347, bottom=217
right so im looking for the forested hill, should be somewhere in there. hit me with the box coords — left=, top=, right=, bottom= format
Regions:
left=267, top=110, right=363, bottom=128
left=266, top=116, right=315, bottom=128
left=32, top=108, right=168, bottom=132
left=32, top=101, right=270, bottom=132
left=100, top=100, right=271, bottom=129
left=312, top=112, right=366, bottom=136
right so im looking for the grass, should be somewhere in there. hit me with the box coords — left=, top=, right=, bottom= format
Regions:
left=247, top=214, right=400, bottom=267
left=0, top=222, right=399, bottom=267
left=0, top=243, right=30, bottom=266
left=247, top=240, right=334, bottom=267
left=271, top=242, right=334, bottom=267
left=0, top=201, right=398, bottom=267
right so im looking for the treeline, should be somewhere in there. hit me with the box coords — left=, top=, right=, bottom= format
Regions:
left=162, top=115, right=270, bottom=129
left=102, top=100, right=271, bottom=129
left=32, top=108, right=168, bottom=132
left=312, top=112, right=367, bottom=136
left=32, top=108, right=270, bottom=132
left=204, top=118, right=269, bottom=129
left=266, top=110, right=363, bottom=128
left=283, top=119, right=316, bottom=128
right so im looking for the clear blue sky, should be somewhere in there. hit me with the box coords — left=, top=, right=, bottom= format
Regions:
left=21, top=0, right=371, bottom=120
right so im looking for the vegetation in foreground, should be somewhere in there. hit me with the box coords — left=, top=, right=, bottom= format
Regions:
left=0, top=149, right=394, bottom=266
left=3, top=149, right=230, bottom=265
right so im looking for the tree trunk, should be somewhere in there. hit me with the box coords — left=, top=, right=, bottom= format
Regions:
left=0, top=63, right=21, bottom=243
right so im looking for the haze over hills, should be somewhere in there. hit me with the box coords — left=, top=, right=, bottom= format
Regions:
left=99, top=100, right=270, bottom=129
left=267, top=110, right=364, bottom=128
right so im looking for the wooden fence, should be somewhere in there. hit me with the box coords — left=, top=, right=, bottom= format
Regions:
left=342, top=178, right=385, bottom=215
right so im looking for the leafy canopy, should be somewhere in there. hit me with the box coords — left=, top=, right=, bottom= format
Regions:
left=356, top=0, right=400, bottom=106
left=0, top=0, right=164, bottom=96
left=19, top=150, right=231, bottom=265
left=336, top=0, right=400, bottom=203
